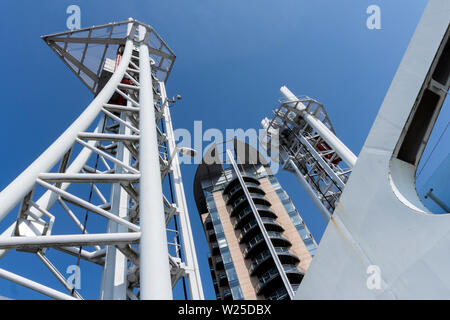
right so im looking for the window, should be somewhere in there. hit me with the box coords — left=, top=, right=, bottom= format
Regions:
left=391, top=25, right=450, bottom=214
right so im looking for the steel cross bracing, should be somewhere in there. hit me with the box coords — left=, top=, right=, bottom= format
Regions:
left=0, top=19, right=203, bottom=300
left=261, top=86, right=357, bottom=221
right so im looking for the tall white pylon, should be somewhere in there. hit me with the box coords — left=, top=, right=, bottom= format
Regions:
left=0, top=19, right=203, bottom=300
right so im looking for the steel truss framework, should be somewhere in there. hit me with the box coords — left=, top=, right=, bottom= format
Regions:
left=262, top=86, right=358, bottom=221
left=0, top=19, right=203, bottom=300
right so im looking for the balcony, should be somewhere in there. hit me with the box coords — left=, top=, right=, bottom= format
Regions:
left=250, top=250, right=272, bottom=275
left=256, top=265, right=304, bottom=296
left=277, top=248, right=300, bottom=265
left=244, top=232, right=292, bottom=258
left=230, top=194, right=271, bottom=217
left=207, top=229, right=216, bottom=242
left=244, top=233, right=266, bottom=258
left=217, top=271, right=228, bottom=287
left=222, top=288, right=232, bottom=300
left=239, top=219, right=259, bottom=243
left=255, top=205, right=277, bottom=219
left=267, top=232, right=292, bottom=247
left=250, top=248, right=300, bottom=276
left=234, top=206, right=278, bottom=230
left=234, top=206, right=254, bottom=229
left=204, top=215, right=213, bottom=230
left=283, top=264, right=304, bottom=286
left=212, top=278, right=219, bottom=292
left=266, top=287, right=289, bottom=300
left=223, top=176, right=260, bottom=195
left=226, top=183, right=265, bottom=205
left=261, top=218, right=284, bottom=233
left=214, top=256, right=224, bottom=270
left=208, top=256, right=214, bottom=270
left=211, top=242, right=220, bottom=255
left=256, top=268, right=280, bottom=296
left=239, top=218, right=284, bottom=243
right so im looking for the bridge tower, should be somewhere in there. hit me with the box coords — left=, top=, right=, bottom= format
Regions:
left=0, top=19, right=203, bottom=300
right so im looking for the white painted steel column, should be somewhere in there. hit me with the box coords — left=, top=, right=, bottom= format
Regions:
left=159, top=82, right=204, bottom=299
left=100, top=105, right=132, bottom=300
left=280, top=86, right=357, bottom=168
left=286, top=157, right=332, bottom=221
left=138, top=25, right=172, bottom=299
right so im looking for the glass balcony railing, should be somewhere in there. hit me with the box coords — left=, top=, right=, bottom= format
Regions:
left=231, top=194, right=269, bottom=210
left=283, top=264, right=300, bottom=273
left=217, top=272, right=228, bottom=286
left=261, top=217, right=281, bottom=226
left=267, top=232, right=291, bottom=246
left=256, top=268, right=280, bottom=292
left=250, top=250, right=272, bottom=274
left=223, top=288, right=232, bottom=300
left=235, top=207, right=253, bottom=225
left=250, top=247, right=296, bottom=275
left=267, top=287, right=288, bottom=300
left=244, top=234, right=264, bottom=256
left=234, top=205, right=277, bottom=229
left=244, top=232, right=291, bottom=257
left=215, top=256, right=224, bottom=270
left=239, top=219, right=259, bottom=242
left=207, top=229, right=216, bottom=241
left=226, top=182, right=264, bottom=201
left=231, top=195, right=247, bottom=210
left=256, top=265, right=302, bottom=294
left=223, top=176, right=260, bottom=194
left=204, top=216, right=213, bottom=229
left=211, top=242, right=220, bottom=255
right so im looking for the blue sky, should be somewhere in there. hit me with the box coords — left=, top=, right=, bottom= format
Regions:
left=1, top=0, right=447, bottom=300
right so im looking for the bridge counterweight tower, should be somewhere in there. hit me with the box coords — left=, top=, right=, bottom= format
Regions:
left=0, top=19, right=203, bottom=300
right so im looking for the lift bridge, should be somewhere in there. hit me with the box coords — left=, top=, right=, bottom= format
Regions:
left=0, top=19, right=203, bottom=300
left=261, top=86, right=358, bottom=221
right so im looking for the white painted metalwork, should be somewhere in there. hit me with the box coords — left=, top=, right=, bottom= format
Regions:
left=159, top=83, right=204, bottom=299
left=296, top=0, right=450, bottom=299
left=0, top=18, right=203, bottom=300
left=261, top=87, right=357, bottom=220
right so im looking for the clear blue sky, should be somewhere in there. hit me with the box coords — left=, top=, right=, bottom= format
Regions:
left=1, top=0, right=446, bottom=300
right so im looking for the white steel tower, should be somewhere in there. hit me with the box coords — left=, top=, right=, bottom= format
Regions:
left=0, top=19, right=203, bottom=300
left=261, top=86, right=357, bottom=221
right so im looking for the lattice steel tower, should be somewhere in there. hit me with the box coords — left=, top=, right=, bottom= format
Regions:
left=261, top=86, right=358, bottom=221
left=0, top=19, right=203, bottom=300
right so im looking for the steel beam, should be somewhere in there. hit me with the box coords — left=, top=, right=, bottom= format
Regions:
left=280, top=86, right=358, bottom=168
left=138, top=25, right=173, bottom=300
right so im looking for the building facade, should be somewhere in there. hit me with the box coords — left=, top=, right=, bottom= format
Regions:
left=193, top=140, right=317, bottom=300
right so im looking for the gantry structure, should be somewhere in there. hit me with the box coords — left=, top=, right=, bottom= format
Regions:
left=261, top=86, right=357, bottom=221
left=0, top=18, right=203, bottom=300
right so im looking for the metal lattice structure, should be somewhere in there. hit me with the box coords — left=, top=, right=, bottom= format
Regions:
left=0, top=19, right=203, bottom=300
left=261, top=86, right=358, bottom=221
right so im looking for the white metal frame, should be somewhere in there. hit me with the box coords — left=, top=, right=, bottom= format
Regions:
left=0, top=18, right=203, bottom=300
left=262, top=86, right=357, bottom=221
